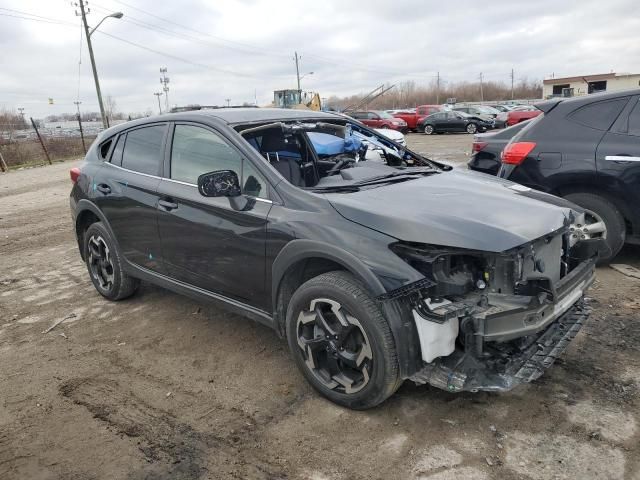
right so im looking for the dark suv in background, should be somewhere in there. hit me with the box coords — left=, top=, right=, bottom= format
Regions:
left=70, top=108, right=602, bottom=409
left=496, top=89, right=640, bottom=262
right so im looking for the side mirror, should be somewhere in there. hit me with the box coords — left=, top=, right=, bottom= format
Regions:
left=197, top=170, right=241, bottom=197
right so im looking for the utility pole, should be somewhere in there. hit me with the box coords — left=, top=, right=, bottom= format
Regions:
left=436, top=72, right=440, bottom=104
left=75, top=1, right=122, bottom=129
left=160, top=67, right=170, bottom=111
left=479, top=72, right=484, bottom=102
left=74, top=101, right=87, bottom=154
left=510, top=68, right=515, bottom=100
left=294, top=51, right=301, bottom=92
left=78, top=0, right=107, bottom=129
left=225, top=98, right=231, bottom=107
left=154, top=92, right=163, bottom=114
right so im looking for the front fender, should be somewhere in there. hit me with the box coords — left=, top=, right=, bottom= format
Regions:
left=271, top=239, right=387, bottom=309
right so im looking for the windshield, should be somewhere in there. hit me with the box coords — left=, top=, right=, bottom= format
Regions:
left=237, top=119, right=441, bottom=193
left=376, top=111, right=394, bottom=119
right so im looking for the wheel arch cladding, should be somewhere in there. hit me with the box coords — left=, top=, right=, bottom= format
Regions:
left=271, top=239, right=423, bottom=378
left=272, top=240, right=387, bottom=334
left=74, top=199, right=120, bottom=260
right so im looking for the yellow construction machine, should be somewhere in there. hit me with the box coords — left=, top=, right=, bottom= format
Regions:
left=273, top=89, right=321, bottom=111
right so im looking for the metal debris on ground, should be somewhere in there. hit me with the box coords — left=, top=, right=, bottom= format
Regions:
left=42, top=313, right=76, bottom=334
left=610, top=264, right=640, bottom=280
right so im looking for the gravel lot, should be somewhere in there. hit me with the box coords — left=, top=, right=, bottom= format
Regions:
left=1, top=133, right=639, bottom=480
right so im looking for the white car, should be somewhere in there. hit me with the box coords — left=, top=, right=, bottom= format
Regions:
left=374, top=128, right=406, bottom=147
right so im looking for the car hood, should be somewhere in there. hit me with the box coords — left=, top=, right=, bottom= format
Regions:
left=326, top=169, right=577, bottom=252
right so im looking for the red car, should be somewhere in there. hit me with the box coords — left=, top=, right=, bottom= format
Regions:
left=349, top=111, right=408, bottom=132
left=393, top=105, right=443, bottom=131
left=505, top=107, right=542, bottom=126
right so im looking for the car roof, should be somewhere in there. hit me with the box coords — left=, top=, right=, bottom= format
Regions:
left=189, top=107, right=340, bottom=124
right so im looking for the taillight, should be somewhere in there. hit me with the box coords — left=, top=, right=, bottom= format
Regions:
left=472, top=141, right=488, bottom=153
left=501, top=142, right=536, bottom=165
left=70, top=167, right=81, bottom=184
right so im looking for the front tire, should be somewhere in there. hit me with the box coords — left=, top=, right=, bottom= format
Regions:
left=84, top=222, right=139, bottom=300
left=564, top=192, right=626, bottom=263
left=423, top=124, right=434, bottom=135
left=466, top=123, right=478, bottom=134
left=286, top=271, right=400, bottom=409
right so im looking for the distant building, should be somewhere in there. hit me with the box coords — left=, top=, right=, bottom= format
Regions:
left=542, top=72, right=640, bottom=99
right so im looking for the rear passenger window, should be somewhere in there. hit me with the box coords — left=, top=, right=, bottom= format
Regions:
left=121, top=125, right=165, bottom=175
left=99, top=139, right=113, bottom=159
left=627, top=99, right=640, bottom=136
left=109, top=134, right=125, bottom=166
left=568, top=98, right=629, bottom=131
left=171, top=125, right=243, bottom=184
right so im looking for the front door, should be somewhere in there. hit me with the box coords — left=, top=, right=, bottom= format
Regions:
left=596, top=95, right=640, bottom=228
left=156, top=123, right=272, bottom=309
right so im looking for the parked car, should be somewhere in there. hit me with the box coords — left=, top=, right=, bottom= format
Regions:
left=468, top=121, right=531, bottom=174
left=491, top=105, right=515, bottom=113
left=453, top=105, right=504, bottom=128
left=392, top=105, right=443, bottom=131
left=418, top=110, right=494, bottom=134
left=374, top=128, right=406, bottom=146
left=506, top=107, right=542, bottom=126
left=497, top=89, right=640, bottom=262
left=70, top=107, right=602, bottom=409
left=348, top=110, right=408, bottom=132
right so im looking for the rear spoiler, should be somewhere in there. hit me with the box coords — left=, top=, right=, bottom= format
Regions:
left=534, top=98, right=562, bottom=114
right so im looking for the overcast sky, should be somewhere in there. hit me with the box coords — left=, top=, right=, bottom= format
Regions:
left=1, top=0, right=639, bottom=118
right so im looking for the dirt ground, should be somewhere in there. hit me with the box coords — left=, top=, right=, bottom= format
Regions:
left=1, top=133, right=639, bottom=480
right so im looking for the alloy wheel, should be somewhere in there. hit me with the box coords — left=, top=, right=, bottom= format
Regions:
left=87, top=235, right=115, bottom=291
left=466, top=123, right=477, bottom=134
left=296, top=298, right=373, bottom=394
left=570, top=209, right=607, bottom=241
left=424, top=125, right=434, bottom=134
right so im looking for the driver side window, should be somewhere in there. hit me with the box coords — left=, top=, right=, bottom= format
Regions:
left=170, top=124, right=268, bottom=198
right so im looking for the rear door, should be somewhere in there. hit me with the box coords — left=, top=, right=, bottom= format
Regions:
left=596, top=95, right=640, bottom=227
left=94, top=123, right=168, bottom=273
left=156, top=122, right=272, bottom=308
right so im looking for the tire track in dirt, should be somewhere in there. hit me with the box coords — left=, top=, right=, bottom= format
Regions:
left=59, top=376, right=289, bottom=479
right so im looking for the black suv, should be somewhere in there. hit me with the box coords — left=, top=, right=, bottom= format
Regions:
left=70, top=108, right=602, bottom=409
left=497, top=89, right=640, bottom=262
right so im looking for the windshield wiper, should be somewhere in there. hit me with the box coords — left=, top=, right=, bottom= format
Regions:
left=352, top=168, right=439, bottom=186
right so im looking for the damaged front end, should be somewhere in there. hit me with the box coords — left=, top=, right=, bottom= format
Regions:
left=382, top=223, right=603, bottom=393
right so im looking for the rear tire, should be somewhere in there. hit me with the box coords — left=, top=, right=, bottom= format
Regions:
left=423, top=124, right=434, bottom=135
left=564, top=192, right=626, bottom=263
left=285, top=271, right=401, bottom=409
left=84, top=222, right=139, bottom=300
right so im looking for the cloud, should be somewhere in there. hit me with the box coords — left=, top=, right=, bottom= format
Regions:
left=1, top=0, right=639, bottom=117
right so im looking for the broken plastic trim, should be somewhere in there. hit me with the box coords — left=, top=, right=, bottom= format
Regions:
left=409, top=299, right=591, bottom=392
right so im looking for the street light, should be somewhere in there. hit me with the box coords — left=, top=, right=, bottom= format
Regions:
left=89, top=12, right=123, bottom=37
left=78, top=0, right=123, bottom=129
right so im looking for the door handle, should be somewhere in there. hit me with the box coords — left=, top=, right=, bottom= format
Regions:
left=96, top=183, right=111, bottom=194
left=158, top=198, right=178, bottom=211
left=605, top=155, right=640, bottom=162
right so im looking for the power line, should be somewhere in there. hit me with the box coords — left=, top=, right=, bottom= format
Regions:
left=110, top=0, right=289, bottom=58
left=96, top=30, right=287, bottom=79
